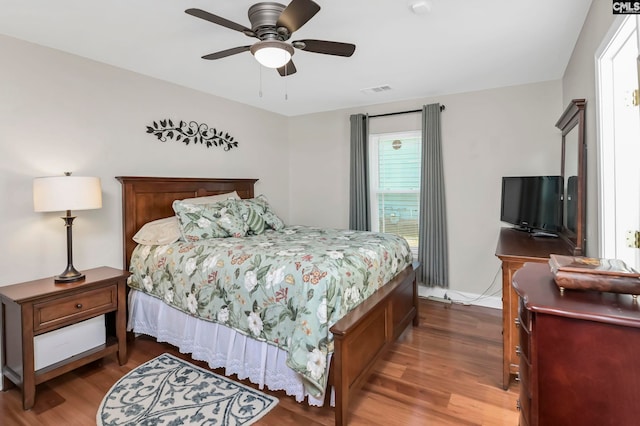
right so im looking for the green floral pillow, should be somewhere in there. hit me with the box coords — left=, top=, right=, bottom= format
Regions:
left=254, top=195, right=285, bottom=230
left=234, top=199, right=267, bottom=235
left=173, top=199, right=248, bottom=241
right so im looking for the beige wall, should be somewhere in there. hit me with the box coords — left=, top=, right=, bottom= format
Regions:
left=561, top=0, right=616, bottom=257
left=0, top=35, right=289, bottom=285
left=288, top=80, right=563, bottom=295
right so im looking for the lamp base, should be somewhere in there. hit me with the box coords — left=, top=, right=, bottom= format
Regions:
left=54, top=273, right=85, bottom=284
left=55, top=214, right=86, bottom=284
left=54, top=264, right=85, bottom=284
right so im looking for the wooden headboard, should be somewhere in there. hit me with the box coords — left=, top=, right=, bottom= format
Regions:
left=116, top=176, right=258, bottom=270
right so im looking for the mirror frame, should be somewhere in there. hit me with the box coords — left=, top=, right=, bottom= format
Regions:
left=555, top=99, right=586, bottom=255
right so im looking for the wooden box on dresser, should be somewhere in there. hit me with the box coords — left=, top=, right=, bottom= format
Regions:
left=0, top=267, right=129, bottom=410
left=495, top=227, right=572, bottom=389
left=513, top=262, right=640, bottom=426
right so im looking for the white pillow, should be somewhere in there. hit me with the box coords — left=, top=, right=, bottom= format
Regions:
left=180, top=191, right=240, bottom=205
left=133, top=216, right=182, bottom=245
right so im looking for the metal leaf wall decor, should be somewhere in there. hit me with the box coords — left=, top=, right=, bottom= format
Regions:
left=146, top=119, right=239, bottom=151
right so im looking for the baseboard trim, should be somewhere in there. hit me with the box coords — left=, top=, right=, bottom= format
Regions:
left=418, top=286, right=502, bottom=310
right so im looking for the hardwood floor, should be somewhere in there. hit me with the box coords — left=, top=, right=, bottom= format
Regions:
left=0, top=298, right=519, bottom=425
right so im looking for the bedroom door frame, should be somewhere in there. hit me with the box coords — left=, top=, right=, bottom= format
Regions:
left=595, top=15, right=640, bottom=269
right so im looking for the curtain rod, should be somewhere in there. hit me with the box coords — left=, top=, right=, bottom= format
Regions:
left=369, top=104, right=446, bottom=119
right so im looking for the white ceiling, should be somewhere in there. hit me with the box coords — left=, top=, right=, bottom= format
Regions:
left=0, top=0, right=593, bottom=117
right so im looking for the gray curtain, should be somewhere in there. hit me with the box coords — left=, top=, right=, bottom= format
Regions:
left=349, top=113, right=370, bottom=231
left=418, top=104, right=449, bottom=287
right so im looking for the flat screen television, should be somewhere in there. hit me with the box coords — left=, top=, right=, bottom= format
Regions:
left=500, top=176, right=562, bottom=236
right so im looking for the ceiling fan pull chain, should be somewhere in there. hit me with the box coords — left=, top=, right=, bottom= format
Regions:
left=285, top=66, right=288, bottom=100
left=259, top=65, right=263, bottom=98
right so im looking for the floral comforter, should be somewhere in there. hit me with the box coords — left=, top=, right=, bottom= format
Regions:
left=128, top=225, right=412, bottom=397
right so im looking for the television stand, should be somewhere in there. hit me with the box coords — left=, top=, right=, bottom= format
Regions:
left=495, top=227, right=572, bottom=389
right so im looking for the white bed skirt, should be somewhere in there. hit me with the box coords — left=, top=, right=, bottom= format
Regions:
left=127, top=289, right=332, bottom=406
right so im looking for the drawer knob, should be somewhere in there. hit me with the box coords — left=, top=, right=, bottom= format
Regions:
left=76, top=303, right=83, bottom=309
left=515, top=372, right=520, bottom=382
left=516, top=399, right=521, bottom=411
left=514, top=318, right=521, bottom=328
left=515, top=345, right=521, bottom=356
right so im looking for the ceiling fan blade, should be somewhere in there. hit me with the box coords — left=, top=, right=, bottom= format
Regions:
left=277, top=0, right=321, bottom=33
left=202, top=46, right=251, bottom=60
left=293, top=39, right=356, bottom=57
left=277, top=60, right=297, bottom=77
left=185, top=8, right=254, bottom=36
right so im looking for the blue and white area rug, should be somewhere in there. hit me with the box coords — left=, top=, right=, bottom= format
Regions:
left=97, top=353, right=278, bottom=425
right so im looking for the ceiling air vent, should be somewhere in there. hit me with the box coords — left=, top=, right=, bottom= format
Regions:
left=360, top=85, right=392, bottom=95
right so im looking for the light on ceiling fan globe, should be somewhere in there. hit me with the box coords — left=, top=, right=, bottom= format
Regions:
left=254, top=46, right=292, bottom=69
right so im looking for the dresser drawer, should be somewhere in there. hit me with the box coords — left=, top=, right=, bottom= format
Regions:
left=518, top=393, right=531, bottom=425
left=519, top=356, right=531, bottom=398
left=517, top=316, right=531, bottom=363
left=33, top=285, right=117, bottom=333
left=518, top=297, right=531, bottom=332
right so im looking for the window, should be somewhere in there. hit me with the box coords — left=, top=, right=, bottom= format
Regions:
left=369, top=131, right=421, bottom=255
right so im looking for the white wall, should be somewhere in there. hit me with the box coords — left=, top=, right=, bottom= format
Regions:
left=561, top=0, right=616, bottom=257
left=0, top=35, right=289, bottom=286
left=288, top=80, right=563, bottom=295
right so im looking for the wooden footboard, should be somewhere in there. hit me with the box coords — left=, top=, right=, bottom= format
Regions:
left=330, top=261, right=419, bottom=426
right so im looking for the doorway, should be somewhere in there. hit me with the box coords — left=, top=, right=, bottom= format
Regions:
left=596, top=15, right=640, bottom=270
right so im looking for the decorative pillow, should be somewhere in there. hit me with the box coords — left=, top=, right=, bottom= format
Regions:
left=179, top=191, right=240, bottom=205
left=253, top=194, right=285, bottom=230
left=234, top=199, right=267, bottom=235
left=172, top=199, right=248, bottom=241
left=133, top=216, right=181, bottom=245
left=216, top=202, right=249, bottom=237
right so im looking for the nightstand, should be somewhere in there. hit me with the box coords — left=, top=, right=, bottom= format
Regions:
left=0, top=266, right=129, bottom=410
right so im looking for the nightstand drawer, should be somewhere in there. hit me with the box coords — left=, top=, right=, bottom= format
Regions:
left=33, top=285, right=117, bottom=333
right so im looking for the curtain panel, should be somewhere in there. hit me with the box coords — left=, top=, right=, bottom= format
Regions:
left=349, top=113, right=370, bottom=231
left=418, top=104, right=449, bottom=287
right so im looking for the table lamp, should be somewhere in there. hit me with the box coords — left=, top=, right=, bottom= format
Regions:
left=33, top=172, right=102, bottom=283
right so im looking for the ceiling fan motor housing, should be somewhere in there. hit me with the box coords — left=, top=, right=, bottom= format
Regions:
left=248, top=2, right=289, bottom=40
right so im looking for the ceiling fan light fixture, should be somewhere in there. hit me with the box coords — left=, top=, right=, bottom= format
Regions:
left=251, top=40, right=294, bottom=68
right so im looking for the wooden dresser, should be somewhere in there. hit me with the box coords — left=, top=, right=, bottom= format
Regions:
left=513, top=262, right=640, bottom=426
left=495, top=227, right=572, bottom=389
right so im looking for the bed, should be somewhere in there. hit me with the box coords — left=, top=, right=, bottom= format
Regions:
left=117, top=176, right=419, bottom=425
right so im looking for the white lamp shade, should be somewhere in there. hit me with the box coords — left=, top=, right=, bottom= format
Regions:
left=33, top=176, right=102, bottom=212
left=251, top=41, right=293, bottom=69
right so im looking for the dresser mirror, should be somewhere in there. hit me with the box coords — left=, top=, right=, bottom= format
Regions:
left=555, top=99, right=586, bottom=255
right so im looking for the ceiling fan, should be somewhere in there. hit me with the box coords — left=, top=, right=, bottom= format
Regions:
left=185, top=0, right=356, bottom=77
